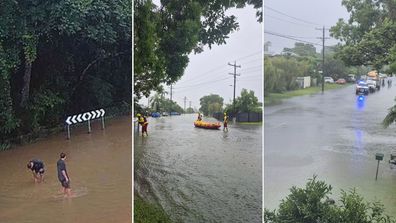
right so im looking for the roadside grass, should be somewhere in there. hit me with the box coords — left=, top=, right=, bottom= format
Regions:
left=264, top=83, right=352, bottom=106
left=134, top=194, right=172, bottom=223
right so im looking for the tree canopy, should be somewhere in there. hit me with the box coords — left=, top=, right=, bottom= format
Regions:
left=133, top=0, right=262, bottom=99
left=225, top=88, right=262, bottom=113
left=0, top=0, right=131, bottom=148
left=330, top=0, right=396, bottom=71
left=199, top=94, right=224, bottom=116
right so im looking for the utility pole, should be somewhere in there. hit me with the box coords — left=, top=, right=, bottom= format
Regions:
left=170, top=84, right=173, bottom=101
left=169, top=84, right=173, bottom=115
left=228, top=61, right=241, bottom=117
left=316, top=26, right=330, bottom=93
left=183, top=96, right=187, bottom=113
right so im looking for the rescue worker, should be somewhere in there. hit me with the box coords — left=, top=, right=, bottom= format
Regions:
left=142, top=114, right=149, bottom=136
left=197, top=112, right=202, bottom=121
left=223, top=112, right=229, bottom=132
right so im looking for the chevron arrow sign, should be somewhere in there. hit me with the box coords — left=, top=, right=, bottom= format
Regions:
left=65, top=109, right=106, bottom=125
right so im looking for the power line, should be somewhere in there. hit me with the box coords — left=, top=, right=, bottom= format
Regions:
left=264, top=30, right=329, bottom=47
left=175, top=51, right=261, bottom=85
left=265, top=14, right=317, bottom=28
left=174, top=77, right=233, bottom=90
left=264, top=5, right=321, bottom=26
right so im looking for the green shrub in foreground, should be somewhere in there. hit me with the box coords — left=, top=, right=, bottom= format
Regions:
left=264, top=176, right=396, bottom=223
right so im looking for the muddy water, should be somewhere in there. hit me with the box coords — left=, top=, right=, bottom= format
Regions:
left=265, top=79, right=396, bottom=215
left=134, top=114, right=262, bottom=222
left=0, top=116, right=131, bottom=223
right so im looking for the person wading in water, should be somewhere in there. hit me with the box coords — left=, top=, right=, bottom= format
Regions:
left=27, top=159, right=45, bottom=183
left=57, top=152, right=72, bottom=197
left=223, top=112, right=229, bottom=132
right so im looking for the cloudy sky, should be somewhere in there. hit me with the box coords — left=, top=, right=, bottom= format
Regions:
left=264, top=0, right=350, bottom=54
left=140, top=4, right=263, bottom=111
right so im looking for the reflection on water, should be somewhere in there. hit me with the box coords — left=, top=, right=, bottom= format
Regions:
left=0, top=116, right=132, bottom=223
left=265, top=81, right=396, bottom=215
left=134, top=114, right=262, bottom=222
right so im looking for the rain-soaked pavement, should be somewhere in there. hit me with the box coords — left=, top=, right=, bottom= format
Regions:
left=134, top=114, right=262, bottom=222
left=0, top=116, right=131, bottom=223
left=265, top=78, right=396, bottom=215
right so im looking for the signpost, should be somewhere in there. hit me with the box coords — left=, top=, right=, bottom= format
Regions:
left=375, top=153, right=384, bottom=180
left=65, top=109, right=105, bottom=139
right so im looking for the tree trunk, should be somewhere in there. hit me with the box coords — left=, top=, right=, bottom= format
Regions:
left=20, top=61, right=32, bottom=107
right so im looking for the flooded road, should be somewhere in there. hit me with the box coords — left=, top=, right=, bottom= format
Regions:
left=134, top=114, right=262, bottom=222
left=0, top=116, right=132, bottom=223
left=265, top=79, right=396, bottom=215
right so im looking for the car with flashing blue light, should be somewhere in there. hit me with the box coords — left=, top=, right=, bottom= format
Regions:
left=356, top=81, right=369, bottom=95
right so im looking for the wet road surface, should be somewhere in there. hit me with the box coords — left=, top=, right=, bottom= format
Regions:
left=134, top=114, right=262, bottom=222
left=265, top=80, right=396, bottom=215
left=0, top=116, right=132, bottom=223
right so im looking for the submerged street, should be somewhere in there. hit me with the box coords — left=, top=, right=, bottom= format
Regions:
left=0, top=116, right=132, bottom=223
left=265, top=79, right=396, bottom=215
left=134, top=114, right=262, bottom=222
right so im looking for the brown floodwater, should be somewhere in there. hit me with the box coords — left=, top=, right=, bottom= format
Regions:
left=0, top=116, right=131, bottom=223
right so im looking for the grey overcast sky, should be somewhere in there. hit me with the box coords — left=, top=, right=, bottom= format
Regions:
left=264, top=0, right=350, bottom=54
left=140, top=4, right=262, bottom=111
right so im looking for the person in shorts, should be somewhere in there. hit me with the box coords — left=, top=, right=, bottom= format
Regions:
left=57, top=152, right=72, bottom=197
left=27, top=159, right=45, bottom=183
left=223, top=112, right=229, bottom=132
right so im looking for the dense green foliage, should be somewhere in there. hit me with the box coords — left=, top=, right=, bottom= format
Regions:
left=199, top=94, right=224, bottom=116
left=330, top=0, right=396, bottom=71
left=264, top=42, right=360, bottom=95
left=264, top=55, right=314, bottom=94
left=133, top=0, right=262, bottom=100
left=264, top=176, right=396, bottom=223
left=225, top=88, right=262, bottom=113
left=149, top=93, right=183, bottom=114
left=0, top=0, right=132, bottom=147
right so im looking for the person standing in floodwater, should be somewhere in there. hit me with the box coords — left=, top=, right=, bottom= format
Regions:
left=57, top=152, right=71, bottom=197
left=223, top=112, right=229, bottom=132
left=141, top=114, right=149, bottom=136
left=197, top=112, right=202, bottom=121
left=137, top=113, right=146, bottom=136
left=27, top=159, right=45, bottom=183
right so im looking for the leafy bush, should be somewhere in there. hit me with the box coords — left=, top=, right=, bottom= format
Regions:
left=264, top=176, right=396, bottom=223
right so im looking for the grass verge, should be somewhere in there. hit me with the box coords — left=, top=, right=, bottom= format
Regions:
left=134, top=194, right=172, bottom=223
left=264, top=83, right=351, bottom=106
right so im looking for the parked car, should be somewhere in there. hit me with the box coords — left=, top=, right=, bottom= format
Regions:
left=162, top=112, right=169, bottom=116
left=347, top=74, right=356, bottom=82
left=151, top=112, right=161, bottom=118
left=324, top=76, right=334, bottom=83
left=335, top=78, right=346, bottom=84
left=356, top=81, right=369, bottom=95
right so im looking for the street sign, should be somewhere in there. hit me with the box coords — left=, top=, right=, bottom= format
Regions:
left=65, top=109, right=106, bottom=139
left=66, top=109, right=105, bottom=125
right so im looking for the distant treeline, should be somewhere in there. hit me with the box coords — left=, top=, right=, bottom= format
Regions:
left=0, top=0, right=132, bottom=147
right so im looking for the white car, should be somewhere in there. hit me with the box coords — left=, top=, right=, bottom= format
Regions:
left=324, top=77, right=334, bottom=83
left=366, top=79, right=376, bottom=92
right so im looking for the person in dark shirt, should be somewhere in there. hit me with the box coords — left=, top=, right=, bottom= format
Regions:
left=27, top=159, right=45, bottom=183
left=57, top=152, right=71, bottom=197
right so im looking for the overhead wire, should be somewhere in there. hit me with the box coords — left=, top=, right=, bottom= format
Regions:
left=264, top=5, right=322, bottom=26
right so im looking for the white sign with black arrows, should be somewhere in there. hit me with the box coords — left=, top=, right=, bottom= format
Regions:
left=66, top=109, right=105, bottom=125
left=65, top=109, right=106, bottom=139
